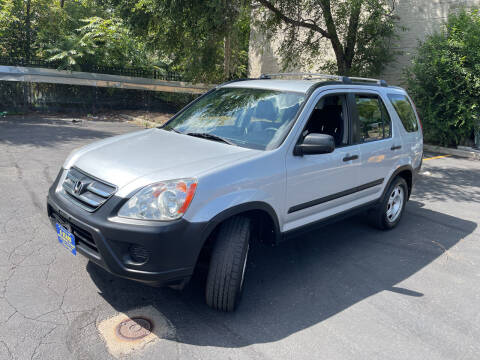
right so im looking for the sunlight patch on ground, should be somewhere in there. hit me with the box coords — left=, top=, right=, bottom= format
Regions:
left=97, top=305, right=175, bottom=358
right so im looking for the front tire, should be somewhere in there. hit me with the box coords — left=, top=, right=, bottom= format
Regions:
left=205, top=216, right=250, bottom=312
left=368, top=177, right=408, bottom=230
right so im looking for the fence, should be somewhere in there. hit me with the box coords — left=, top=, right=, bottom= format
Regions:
left=0, top=57, right=183, bottom=81
left=0, top=81, right=200, bottom=114
left=0, top=64, right=212, bottom=114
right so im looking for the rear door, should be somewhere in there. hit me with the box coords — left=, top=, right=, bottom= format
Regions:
left=351, top=91, right=398, bottom=202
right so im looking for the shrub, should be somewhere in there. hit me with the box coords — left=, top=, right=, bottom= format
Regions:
left=405, top=9, right=480, bottom=147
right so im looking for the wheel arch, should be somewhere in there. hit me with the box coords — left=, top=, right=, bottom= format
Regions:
left=383, top=165, right=413, bottom=200
left=200, top=201, right=281, bottom=246
left=193, top=201, right=281, bottom=272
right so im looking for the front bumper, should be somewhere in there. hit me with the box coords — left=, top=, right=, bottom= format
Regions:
left=47, top=171, right=207, bottom=286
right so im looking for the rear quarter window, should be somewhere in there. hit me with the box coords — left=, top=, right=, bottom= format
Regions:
left=387, top=94, right=419, bottom=132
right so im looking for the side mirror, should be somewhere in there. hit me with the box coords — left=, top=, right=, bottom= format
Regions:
left=294, top=133, right=335, bottom=156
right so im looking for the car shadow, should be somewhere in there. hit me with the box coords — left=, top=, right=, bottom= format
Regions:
left=87, top=200, right=476, bottom=348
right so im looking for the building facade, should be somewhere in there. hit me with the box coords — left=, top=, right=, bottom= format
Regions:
left=248, top=0, right=480, bottom=85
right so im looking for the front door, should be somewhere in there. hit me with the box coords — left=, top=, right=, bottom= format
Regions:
left=284, top=90, right=362, bottom=232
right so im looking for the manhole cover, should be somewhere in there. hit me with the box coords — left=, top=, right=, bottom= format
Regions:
left=115, top=317, right=153, bottom=341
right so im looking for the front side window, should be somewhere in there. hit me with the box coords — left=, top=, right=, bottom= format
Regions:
left=354, top=94, right=392, bottom=143
left=162, top=87, right=305, bottom=150
left=303, top=94, right=348, bottom=147
left=388, top=94, right=419, bottom=132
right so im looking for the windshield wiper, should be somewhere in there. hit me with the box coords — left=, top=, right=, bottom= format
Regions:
left=164, top=127, right=182, bottom=134
left=185, top=132, right=236, bottom=146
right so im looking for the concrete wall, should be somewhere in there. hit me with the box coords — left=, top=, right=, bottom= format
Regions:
left=249, top=0, right=480, bottom=85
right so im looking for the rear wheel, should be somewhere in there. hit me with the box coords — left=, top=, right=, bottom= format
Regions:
left=205, top=216, right=250, bottom=312
left=368, top=177, right=408, bottom=230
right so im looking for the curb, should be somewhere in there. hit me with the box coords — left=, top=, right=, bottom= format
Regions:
left=424, top=144, right=480, bottom=160
left=119, top=114, right=140, bottom=122
left=119, top=114, right=159, bottom=128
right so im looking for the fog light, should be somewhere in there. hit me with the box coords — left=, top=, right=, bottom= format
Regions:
left=129, top=245, right=150, bottom=264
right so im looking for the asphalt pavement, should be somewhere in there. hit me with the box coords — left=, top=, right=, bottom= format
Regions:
left=0, top=116, right=479, bottom=360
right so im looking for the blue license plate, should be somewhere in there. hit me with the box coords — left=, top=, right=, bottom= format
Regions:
left=56, top=223, right=76, bottom=255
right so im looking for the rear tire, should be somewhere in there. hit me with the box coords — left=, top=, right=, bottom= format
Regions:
left=205, top=216, right=250, bottom=312
left=368, top=177, right=408, bottom=230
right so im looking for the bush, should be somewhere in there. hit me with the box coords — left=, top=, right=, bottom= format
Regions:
left=406, top=9, right=480, bottom=147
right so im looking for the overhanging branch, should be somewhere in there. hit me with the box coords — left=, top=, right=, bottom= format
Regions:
left=257, top=0, right=331, bottom=39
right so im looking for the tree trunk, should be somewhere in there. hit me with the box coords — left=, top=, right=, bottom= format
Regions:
left=326, top=28, right=348, bottom=75
left=25, top=0, right=31, bottom=62
left=343, top=1, right=362, bottom=75
left=331, top=44, right=347, bottom=75
left=320, top=0, right=350, bottom=75
left=224, top=33, right=232, bottom=79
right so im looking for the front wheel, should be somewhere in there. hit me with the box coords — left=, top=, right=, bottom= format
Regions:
left=368, top=177, right=408, bottom=230
left=205, top=216, right=250, bottom=312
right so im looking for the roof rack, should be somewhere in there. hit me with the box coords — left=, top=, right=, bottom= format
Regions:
left=348, top=76, right=388, bottom=87
left=259, top=72, right=388, bottom=87
left=259, top=72, right=343, bottom=81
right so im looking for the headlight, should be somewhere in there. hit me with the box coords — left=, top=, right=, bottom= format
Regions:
left=118, top=178, right=197, bottom=221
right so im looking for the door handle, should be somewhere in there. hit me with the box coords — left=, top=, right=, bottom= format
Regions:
left=391, top=145, right=402, bottom=151
left=343, top=155, right=359, bottom=162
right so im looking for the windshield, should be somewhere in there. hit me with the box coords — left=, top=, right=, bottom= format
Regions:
left=162, top=87, right=305, bottom=150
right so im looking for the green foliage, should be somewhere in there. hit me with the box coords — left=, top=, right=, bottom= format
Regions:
left=0, top=0, right=52, bottom=59
left=349, top=1, right=401, bottom=76
left=0, top=0, right=251, bottom=82
left=46, top=16, right=149, bottom=70
left=406, top=9, right=480, bottom=146
left=45, top=34, right=95, bottom=70
left=0, top=0, right=140, bottom=68
left=123, top=0, right=251, bottom=82
left=257, top=0, right=399, bottom=77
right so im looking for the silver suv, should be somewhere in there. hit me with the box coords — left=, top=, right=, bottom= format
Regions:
left=47, top=74, right=423, bottom=311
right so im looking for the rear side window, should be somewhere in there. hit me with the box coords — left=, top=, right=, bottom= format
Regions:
left=354, top=94, right=392, bottom=143
left=388, top=94, right=419, bottom=132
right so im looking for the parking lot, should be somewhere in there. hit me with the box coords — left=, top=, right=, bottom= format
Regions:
left=1, top=116, right=479, bottom=360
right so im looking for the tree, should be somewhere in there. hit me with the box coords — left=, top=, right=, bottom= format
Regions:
left=46, top=16, right=152, bottom=70
left=46, top=34, right=95, bottom=70
left=112, top=0, right=251, bottom=82
left=0, top=0, right=51, bottom=59
left=256, top=0, right=399, bottom=76
left=0, top=0, right=251, bottom=81
left=0, top=0, right=101, bottom=60
left=406, top=9, right=480, bottom=147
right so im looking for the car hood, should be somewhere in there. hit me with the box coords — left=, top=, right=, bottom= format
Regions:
left=64, top=128, right=259, bottom=192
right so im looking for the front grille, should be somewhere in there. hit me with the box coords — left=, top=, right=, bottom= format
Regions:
left=72, top=224, right=98, bottom=253
left=62, top=167, right=116, bottom=212
left=50, top=208, right=99, bottom=254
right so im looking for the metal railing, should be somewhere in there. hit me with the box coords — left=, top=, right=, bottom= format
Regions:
left=0, top=57, right=183, bottom=82
left=0, top=65, right=206, bottom=114
left=0, top=65, right=211, bottom=94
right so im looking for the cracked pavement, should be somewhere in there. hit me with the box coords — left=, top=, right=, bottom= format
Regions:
left=1, top=115, right=480, bottom=360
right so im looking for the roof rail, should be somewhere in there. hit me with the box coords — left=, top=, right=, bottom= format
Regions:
left=348, top=76, right=388, bottom=87
left=259, top=72, right=344, bottom=81
left=259, top=72, right=388, bottom=87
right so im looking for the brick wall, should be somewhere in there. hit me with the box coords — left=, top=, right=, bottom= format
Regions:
left=248, top=0, right=480, bottom=85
